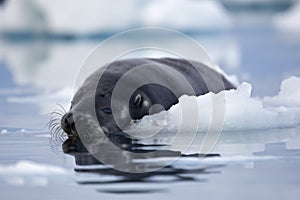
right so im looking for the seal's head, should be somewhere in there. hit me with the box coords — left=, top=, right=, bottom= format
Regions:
left=61, top=59, right=179, bottom=140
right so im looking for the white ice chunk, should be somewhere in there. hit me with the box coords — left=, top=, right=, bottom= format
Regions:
left=263, top=76, right=300, bottom=107
left=128, top=76, right=300, bottom=136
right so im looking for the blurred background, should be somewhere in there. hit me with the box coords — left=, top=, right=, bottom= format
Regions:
left=1, top=2, right=300, bottom=198
left=0, top=0, right=300, bottom=131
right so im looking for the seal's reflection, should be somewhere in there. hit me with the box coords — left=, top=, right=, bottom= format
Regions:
left=63, top=137, right=222, bottom=194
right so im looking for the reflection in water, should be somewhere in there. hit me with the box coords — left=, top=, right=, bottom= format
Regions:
left=63, top=137, right=222, bottom=194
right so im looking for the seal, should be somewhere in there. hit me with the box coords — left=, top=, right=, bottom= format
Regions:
left=60, top=58, right=236, bottom=141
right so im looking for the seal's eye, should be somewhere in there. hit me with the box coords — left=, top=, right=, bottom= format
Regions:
left=101, top=108, right=112, bottom=115
left=134, top=94, right=143, bottom=107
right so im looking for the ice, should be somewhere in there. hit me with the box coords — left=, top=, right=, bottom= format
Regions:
left=274, top=2, right=300, bottom=33
left=0, top=129, right=8, bottom=134
left=128, top=76, right=300, bottom=135
left=263, top=76, right=300, bottom=107
left=0, top=0, right=231, bottom=35
left=141, top=0, right=232, bottom=31
left=0, top=0, right=138, bottom=34
left=0, top=161, right=72, bottom=186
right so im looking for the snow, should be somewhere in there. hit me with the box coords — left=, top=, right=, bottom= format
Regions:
left=274, top=2, right=300, bottom=33
left=127, top=76, right=300, bottom=137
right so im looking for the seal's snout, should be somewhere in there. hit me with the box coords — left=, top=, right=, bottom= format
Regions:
left=61, top=112, right=76, bottom=137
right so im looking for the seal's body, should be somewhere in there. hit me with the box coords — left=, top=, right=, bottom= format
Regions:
left=61, top=58, right=236, bottom=138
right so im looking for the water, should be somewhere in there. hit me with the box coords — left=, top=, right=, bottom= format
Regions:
left=1, top=19, right=300, bottom=199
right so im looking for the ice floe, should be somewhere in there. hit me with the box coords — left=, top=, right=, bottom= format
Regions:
left=128, top=76, right=300, bottom=135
